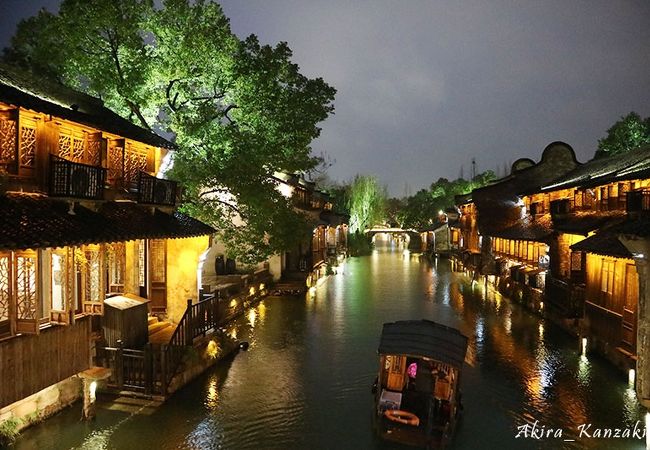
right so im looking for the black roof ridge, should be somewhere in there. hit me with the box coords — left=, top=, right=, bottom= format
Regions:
left=0, top=63, right=175, bottom=150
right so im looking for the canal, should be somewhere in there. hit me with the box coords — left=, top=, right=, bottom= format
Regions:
left=13, top=249, right=646, bottom=449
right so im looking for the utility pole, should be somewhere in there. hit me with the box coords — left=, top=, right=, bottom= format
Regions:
left=471, top=158, right=476, bottom=180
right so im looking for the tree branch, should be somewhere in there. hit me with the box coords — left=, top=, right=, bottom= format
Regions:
left=199, top=197, right=242, bottom=216
left=198, top=187, right=231, bottom=198
left=106, top=27, right=151, bottom=130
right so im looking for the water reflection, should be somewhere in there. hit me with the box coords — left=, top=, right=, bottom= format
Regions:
left=13, top=249, right=646, bottom=450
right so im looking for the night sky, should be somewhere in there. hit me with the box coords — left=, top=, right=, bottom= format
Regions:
left=1, top=1, right=649, bottom=195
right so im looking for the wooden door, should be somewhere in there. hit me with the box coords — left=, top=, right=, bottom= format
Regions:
left=148, top=239, right=167, bottom=312
left=621, top=264, right=638, bottom=351
left=386, top=355, right=407, bottom=391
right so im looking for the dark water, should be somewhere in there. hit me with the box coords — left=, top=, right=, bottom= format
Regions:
left=13, top=249, right=646, bottom=449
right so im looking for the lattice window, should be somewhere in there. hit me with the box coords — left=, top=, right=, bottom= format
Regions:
left=0, top=255, right=10, bottom=322
left=149, top=239, right=166, bottom=283
left=124, top=147, right=148, bottom=186
left=108, top=243, right=126, bottom=292
left=0, top=117, right=17, bottom=166
left=87, top=137, right=102, bottom=166
left=19, top=126, right=36, bottom=167
left=138, top=239, right=146, bottom=287
left=15, top=254, right=37, bottom=321
left=107, top=142, right=124, bottom=184
left=84, top=248, right=102, bottom=303
left=72, top=137, right=85, bottom=162
left=58, top=134, right=72, bottom=160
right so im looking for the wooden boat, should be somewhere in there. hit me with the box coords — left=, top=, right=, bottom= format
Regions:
left=373, top=319, right=468, bottom=448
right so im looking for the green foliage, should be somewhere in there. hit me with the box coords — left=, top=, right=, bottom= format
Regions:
left=348, top=231, right=374, bottom=257
left=346, top=175, right=387, bottom=233
left=398, top=170, right=495, bottom=229
left=0, top=417, right=22, bottom=446
left=595, top=112, right=650, bottom=159
left=5, top=0, right=335, bottom=264
left=385, top=197, right=405, bottom=227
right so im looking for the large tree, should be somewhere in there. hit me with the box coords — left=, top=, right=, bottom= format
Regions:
left=4, top=0, right=335, bottom=265
left=399, top=171, right=495, bottom=229
left=595, top=112, right=650, bottom=160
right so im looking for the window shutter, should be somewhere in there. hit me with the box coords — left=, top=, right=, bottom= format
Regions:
left=14, top=251, right=39, bottom=334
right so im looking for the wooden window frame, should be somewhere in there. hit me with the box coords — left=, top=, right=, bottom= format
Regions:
left=0, top=250, right=40, bottom=336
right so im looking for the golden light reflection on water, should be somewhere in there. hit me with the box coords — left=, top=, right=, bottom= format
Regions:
left=248, top=309, right=257, bottom=327
left=206, top=376, right=219, bottom=409
left=449, top=268, right=593, bottom=427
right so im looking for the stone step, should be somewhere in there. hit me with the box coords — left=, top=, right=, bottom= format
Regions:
left=147, top=316, right=159, bottom=326
left=149, top=323, right=177, bottom=344
left=148, top=321, right=171, bottom=336
left=99, top=395, right=163, bottom=416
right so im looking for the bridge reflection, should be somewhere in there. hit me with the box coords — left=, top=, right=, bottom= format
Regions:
left=365, top=227, right=421, bottom=248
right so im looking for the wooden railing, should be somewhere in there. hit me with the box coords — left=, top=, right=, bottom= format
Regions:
left=49, top=154, right=106, bottom=200
left=550, top=195, right=629, bottom=217
left=97, top=342, right=154, bottom=395
left=137, top=171, right=177, bottom=206
left=98, top=269, right=272, bottom=396
left=545, top=276, right=584, bottom=318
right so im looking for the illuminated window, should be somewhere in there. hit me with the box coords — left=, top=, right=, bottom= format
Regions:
left=51, top=251, right=66, bottom=312
left=0, top=250, right=39, bottom=336
left=138, top=239, right=146, bottom=288
left=107, top=242, right=126, bottom=293
left=75, top=245, right=103, bottom=315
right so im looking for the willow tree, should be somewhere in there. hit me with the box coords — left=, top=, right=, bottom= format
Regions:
left=4, top=0, right=335, bottom=264
left=347, top=175, right=387, bottom=233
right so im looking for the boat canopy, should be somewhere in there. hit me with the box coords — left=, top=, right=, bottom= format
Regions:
left=378, top=320, right=468, bottom=369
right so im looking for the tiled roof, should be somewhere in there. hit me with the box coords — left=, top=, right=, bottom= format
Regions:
left=543, top=146, right=650, bottom=191
left=319, top=210, right=348, bottom=227
left=473, top=142, right=578, bottom=200
left=0, top=64, right=174, bottom=149
left=488, top=216, right=553, bottom=242
left=570, top=232, right=632, bottom=258
left=553, top=211, right=626, bottom=235
left=610, top=216, right=650, bottom=238
left=0, top=193, right=214, bottom=251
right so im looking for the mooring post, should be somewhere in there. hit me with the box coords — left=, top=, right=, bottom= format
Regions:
left=80, top=367, right=111, bottom=421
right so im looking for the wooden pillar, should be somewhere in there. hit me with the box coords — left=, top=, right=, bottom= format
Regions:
left=185, top=299, right=193, bottom=346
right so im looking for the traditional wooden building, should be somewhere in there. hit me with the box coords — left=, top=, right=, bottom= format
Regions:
left=538, top=146, right=650, bottom=374
left=419, top=208, right=460, bottom=257
left=275, top=173, right=348, bottom=287
left=454, top=142, right=578, bottom=298
left=0, top=65, right=214, bottom=427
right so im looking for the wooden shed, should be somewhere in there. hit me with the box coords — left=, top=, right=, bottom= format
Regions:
left=103, top=294, right=150, bottom=349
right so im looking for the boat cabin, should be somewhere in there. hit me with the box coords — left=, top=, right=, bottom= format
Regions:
left=374, top=320, right=468, bottom=448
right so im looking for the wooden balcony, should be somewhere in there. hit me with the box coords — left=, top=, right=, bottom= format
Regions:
left=48, top=154, right=106, bottom=200
left=137, top=171, right=177, bottom=206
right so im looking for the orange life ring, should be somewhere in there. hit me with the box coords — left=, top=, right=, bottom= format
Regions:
left=384, top=409, right=420, bottom=427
